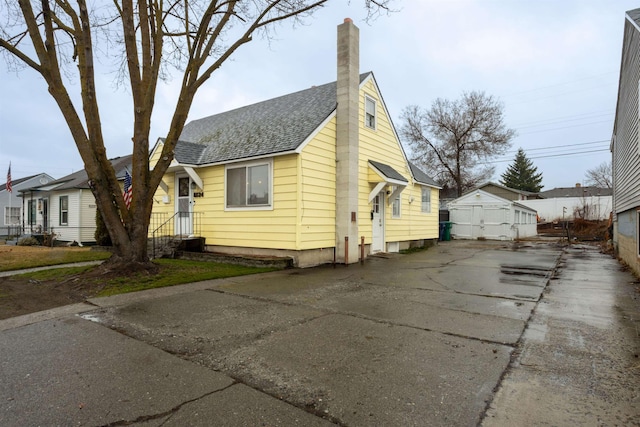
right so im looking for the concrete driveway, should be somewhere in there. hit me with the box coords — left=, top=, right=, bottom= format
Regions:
left=1, top=241, right=638, bottom=426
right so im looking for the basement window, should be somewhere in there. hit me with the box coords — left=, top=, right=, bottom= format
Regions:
left=365, top=95, right=377, bottom=130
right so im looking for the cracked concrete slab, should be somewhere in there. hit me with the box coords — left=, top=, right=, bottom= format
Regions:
left=0, top=318, right=233, bottom=426
left=221, top=314, right=513, bottom=426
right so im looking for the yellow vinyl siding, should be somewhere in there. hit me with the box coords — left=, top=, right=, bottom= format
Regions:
left=358, top=80, right=439, bottom=244
left=211, top=155, right=298, bottom=249
left=299, top=117, right=337, bottom=249
left=151, top=154, right=299, bottom=250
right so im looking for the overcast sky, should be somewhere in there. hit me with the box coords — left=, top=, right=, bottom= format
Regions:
left=1, top=0, right=636, bottom=190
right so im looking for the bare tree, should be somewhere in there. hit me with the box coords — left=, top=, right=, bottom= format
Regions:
left=584, top=160, right=612, bottom=189
left=400, top=91, right=515, bottom=197
left=0, top=0, right=391, bottom=272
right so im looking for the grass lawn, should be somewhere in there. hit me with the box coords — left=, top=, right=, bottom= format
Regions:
left=0, top=245, right=111, bottom=272
left=8, top=257, right=279, bottom=297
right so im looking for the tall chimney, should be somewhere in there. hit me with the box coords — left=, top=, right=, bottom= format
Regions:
left=336, top=18, right=360, bottom=264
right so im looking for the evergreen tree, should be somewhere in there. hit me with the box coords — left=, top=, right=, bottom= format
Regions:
left=500, top=148, right=544, bottom=192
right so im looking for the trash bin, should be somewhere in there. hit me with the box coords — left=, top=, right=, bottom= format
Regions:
left=439, top=222, right=446, bottom=241
left=442, top=221, right=453, bottom=241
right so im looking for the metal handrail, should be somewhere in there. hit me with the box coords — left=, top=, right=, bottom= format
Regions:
left=150, top=211, right=202, bottom=258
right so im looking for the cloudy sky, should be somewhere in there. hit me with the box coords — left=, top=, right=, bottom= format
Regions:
left=0, top=0, right=636, bottom=190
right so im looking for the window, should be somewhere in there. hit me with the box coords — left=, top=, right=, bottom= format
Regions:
left=4, top=207, right=19, bottom=225
left=637, top=209, right=640, bottom=257
left=392, top=193, right=401, bottom=218
left=365, top=95, right=376, bottom=130
left=28, top=200, right=37, bottom=225
left=421, top=187, right=431, bottom=213
left=59, top=196, right=68, bottom=225
left=514, top=210, right=520, bottom=224
left=226, top=161, right=271, bottom=209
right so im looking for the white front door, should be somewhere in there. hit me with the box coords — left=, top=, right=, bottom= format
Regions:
left=372, top=193, right=384, bottom=252
left=175, top=175, right=193, bottom=236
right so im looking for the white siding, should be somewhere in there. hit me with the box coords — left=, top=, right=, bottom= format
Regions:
left=613, top=16, right=640, bottom=214
left=448, top=190, right=537, bottom=241
left=519, top=196, right=612, bottom=222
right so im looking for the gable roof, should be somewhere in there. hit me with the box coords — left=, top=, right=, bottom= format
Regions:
left=174, top=73, right=373, bottom=165
left=27, top=155, right=133, bottom=191
left=450, top=189, right=536, bottom=213
left=0, top=174, right=45, bottom=192
left=538, top=186, right=612, bottom=199
left=474, top=181, right=538, bottom=197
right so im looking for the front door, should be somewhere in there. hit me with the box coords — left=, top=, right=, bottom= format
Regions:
left=175, top=175, right=193, bottom=236
left=371, top=193, right=384, bottom=252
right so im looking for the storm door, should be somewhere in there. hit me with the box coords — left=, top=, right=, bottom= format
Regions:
left=175, top=175, right=193, bottom=236
left=371, top=193, right=385, bottom=252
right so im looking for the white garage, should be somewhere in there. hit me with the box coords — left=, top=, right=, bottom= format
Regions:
left=448, top=190, right=538, bottom=241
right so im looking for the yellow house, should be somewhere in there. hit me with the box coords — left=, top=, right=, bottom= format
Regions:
left=150, top=19, right=440, bottom=267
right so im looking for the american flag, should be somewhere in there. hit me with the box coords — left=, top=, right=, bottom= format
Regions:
left=6, top=162, right=12, bottom=193
left=123, top=170, right=132, bottom=208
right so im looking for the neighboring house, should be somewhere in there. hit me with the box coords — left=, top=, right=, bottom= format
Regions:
left=149, top=19, right=440, bottom=267
left=20, top=155, right=132, bottom=245
left=611, top=8, right=640, bottom=276
left=518, top=184, right=612, bottom=222
left=448, top=189, right=537, bottom=241
left=0, top=173, right=54, bottom=237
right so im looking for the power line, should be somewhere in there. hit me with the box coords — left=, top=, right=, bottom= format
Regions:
left=516, top=119, right=612, bottom=135
left=503, top=139, right=609, bottom=155
left=490, top=148, right=609, bottom=164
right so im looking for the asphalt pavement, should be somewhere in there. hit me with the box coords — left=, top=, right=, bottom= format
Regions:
left=0, top=240, right=638, bottom=426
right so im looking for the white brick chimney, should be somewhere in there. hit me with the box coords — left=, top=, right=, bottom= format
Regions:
left=335, top=18, right=360, bottom=264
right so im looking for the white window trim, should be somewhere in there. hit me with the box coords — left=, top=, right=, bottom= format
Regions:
left=365, top=94, right=377, bottom=130
left=421, top=187, right=431, bottom=213
left=59, top=195, right=69, bottom=226
left=224, top=158, right=274, bottom=211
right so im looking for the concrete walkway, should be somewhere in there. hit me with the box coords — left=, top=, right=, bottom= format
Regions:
left=0, top=241, right=638, bottom=426
left=0, top=260, right=103, bottom=278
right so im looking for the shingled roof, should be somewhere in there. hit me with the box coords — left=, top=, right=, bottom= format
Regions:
left=31, top=155, right=133, bottom=191
left=174, top=73, right=373, bottom=165
left=408, top=162, right=441, bottom=188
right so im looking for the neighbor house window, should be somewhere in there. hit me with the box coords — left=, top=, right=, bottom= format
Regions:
left=226, top=161, right=271, bottom=209
left=365, top=95, right=376, bottom=130
left=637, top=209, right=640, bottom=257
left=392, top=193, right=401, bottom=218
left=4, top=207, right=19, bottom=225
left=514, top=210, right=520, bottom=224
left=28, top=200, right=37, bottom=225
left=421, top=187, right=431, bottom=213
left=59, top=196, right=68, bottom=225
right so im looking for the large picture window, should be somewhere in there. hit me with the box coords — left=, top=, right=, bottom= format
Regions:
left=226, top=161, right=271, bottom=209
left=421, top=187, right=431, bottom=213
left=59, top=196, right=68, bottom=225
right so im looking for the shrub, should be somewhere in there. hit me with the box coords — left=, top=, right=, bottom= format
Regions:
left=17, top=237, right=40, bottom=246
left=95, top=208, right=112, bottom=246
